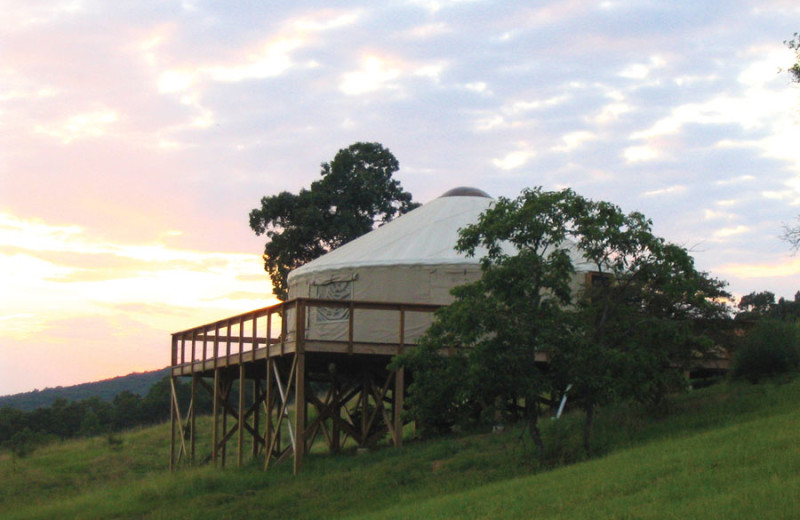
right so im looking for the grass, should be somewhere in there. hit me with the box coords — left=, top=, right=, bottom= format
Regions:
left=1, top=377, right=799, bottom=519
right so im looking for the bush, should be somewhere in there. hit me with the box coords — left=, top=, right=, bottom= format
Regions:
left=732, top=320, right=800, bottom=383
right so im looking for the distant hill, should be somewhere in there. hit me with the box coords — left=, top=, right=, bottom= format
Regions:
left=0, top=368, right=170, bottom=411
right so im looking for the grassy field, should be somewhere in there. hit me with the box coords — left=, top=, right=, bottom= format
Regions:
left=1, top=378, right=798, bottom=519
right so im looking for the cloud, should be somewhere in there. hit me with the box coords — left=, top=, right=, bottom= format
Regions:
left=492, top=146, right=536, bottom=170
left=619, top=56, right=666, bottom=80
left=719, top=256, right=800, bottom=279
left=624, top=145, right=660, bottom=162
left=340, top=55, right=404, bottom=95
left=552, top=131, right=596, bottom=152
left=713, top=225, right=751, bottom=239
left=34, top=109, right=119, bottom=143
left=642, top=185, right=686, bottom=197
left=0, top=213, right=274, bottom=343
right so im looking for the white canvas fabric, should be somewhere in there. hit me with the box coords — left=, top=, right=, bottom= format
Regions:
left=285, top=188, right=592, bottom=344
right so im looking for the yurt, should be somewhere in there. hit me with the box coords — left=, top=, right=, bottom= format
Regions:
left=286, top=187, right=592, bottom=345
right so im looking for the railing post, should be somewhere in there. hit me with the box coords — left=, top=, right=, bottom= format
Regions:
left=280, top=302, right=286, bottom=356
left=171, top=335, right=178, bottom=367
left=225, top=319, right=232, bottom=365
left=238, top=315, right=245, bottom=364
left=213, top=324, right=220, bottom=369
left=251, top=312, right=258, bottom=362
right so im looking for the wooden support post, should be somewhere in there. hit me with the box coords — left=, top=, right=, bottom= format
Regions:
left=394, top=367, right=404, bottom=447
left=331, top=377, right=340, bottom=452
left=294, top=300, right=306, bottom=475
left=252, top=377, right=260, bottom=457
left=264, top=358, right=273, bottom=469
left=238, top=364, right=245, bottom=468
left=212, top=369, right=219, bottom=467
left=395, top=308, right=406, bottom=448
left=221, top=377, right=228, bottom=469
left=361, top=375, right=368, bottom=447
left=191, top=374, right=197, bottom=463
left=169, top=375, right=176, bottom=472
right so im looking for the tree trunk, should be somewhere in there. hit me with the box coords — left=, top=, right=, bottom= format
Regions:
left=527, top=410, right=545, bottom=462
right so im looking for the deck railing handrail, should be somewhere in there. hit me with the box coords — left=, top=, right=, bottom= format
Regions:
left=170, top=297, right=443, bottom=369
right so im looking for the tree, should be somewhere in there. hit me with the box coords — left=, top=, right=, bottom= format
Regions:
left=737, top=291, right=776, bottom=319
left=731, top=320, right=800, bottom=383
left=399, top=187, right=730, bottom=459
left=786, top=32, right=800, bottom=84
left=249, top=142, right=418, bottom=299
left=736, top=290, right=800, bottom=322
left=4, top=427, right=48, bottom=472
left=554, top=200, right=729, bottom=452
left=780, top=32, right=800, bottom=248
left=399, top=188, right=585, bottom=458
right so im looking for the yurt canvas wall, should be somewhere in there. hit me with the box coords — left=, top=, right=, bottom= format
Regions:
left=284, top=187, right=593, bottom=345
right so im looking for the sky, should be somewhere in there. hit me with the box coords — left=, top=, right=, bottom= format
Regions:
left=1, top=1, right=800, bottom=396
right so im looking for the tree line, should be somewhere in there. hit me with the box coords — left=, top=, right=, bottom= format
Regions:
left=0, top=377, right=212, bottom=454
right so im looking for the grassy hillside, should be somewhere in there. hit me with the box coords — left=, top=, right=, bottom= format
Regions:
left=1, top=378, right=798, bottom=519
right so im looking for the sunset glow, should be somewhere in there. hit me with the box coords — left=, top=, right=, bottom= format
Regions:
left=2, top=1, right=800, bottom=395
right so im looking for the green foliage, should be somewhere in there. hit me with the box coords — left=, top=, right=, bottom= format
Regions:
left=399, top=186, right=730, bottom=457
left=786, top=32, right=800, bottom=84
left=737, top=290, right=776, bottom=317
left=732, top=320, right=800, bottom=383
left=0, top=376, right=208, bottom=448
left=736, top=290, right=800, bottom=322
left=249, top=142, right=418, bottom=299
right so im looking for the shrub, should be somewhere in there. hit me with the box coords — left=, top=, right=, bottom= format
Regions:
left=732, top=320, right=800, bottom=383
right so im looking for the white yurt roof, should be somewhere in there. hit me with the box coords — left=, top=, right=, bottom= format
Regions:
left=288, top=187, right=592, bottom=281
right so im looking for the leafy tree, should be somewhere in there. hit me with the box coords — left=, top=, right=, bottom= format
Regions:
left=786, top=32, right=800, bottom=84
left=399, top=188, right=584, bottom=458
left=399, top=187, right=730, bottom=458
left=780, top=32, right=800, bottom=248
left=737, top=291, right=776, bottom=318
left=5, top=427, right=48, bottom=472
left=554, top=201, right=729, bottom=452
left=732, top=320, right=800, bottom=383
left=0, top=406, right=27, bottom=444
left=111, top=391, right=144, bottom=430
left=249, top=142, right=418, bottom=299
left=736, top=290, right=800, bottom=321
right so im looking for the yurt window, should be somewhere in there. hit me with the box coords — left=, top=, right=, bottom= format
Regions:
left=313, top=279, right=352, bottom=322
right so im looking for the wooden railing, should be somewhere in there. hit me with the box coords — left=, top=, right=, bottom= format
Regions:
left=170, top=298, right=442, bottom=370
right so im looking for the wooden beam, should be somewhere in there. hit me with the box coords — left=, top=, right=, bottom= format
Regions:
left=169, top=375, right=176, bottom=472
left=294, top=300, right=306, bottom=475
left=212, top=369, right=219, bottom=467
left=191, top=374, right=197, bottom=463
left=394, top=367, right=404, bottom=447
left=238, top=364, right=245, bottom=468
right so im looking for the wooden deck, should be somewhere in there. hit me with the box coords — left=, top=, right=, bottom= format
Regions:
left=168, top=297, right=731, bottom=474
left=169, top=298, right=441, bottom=474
